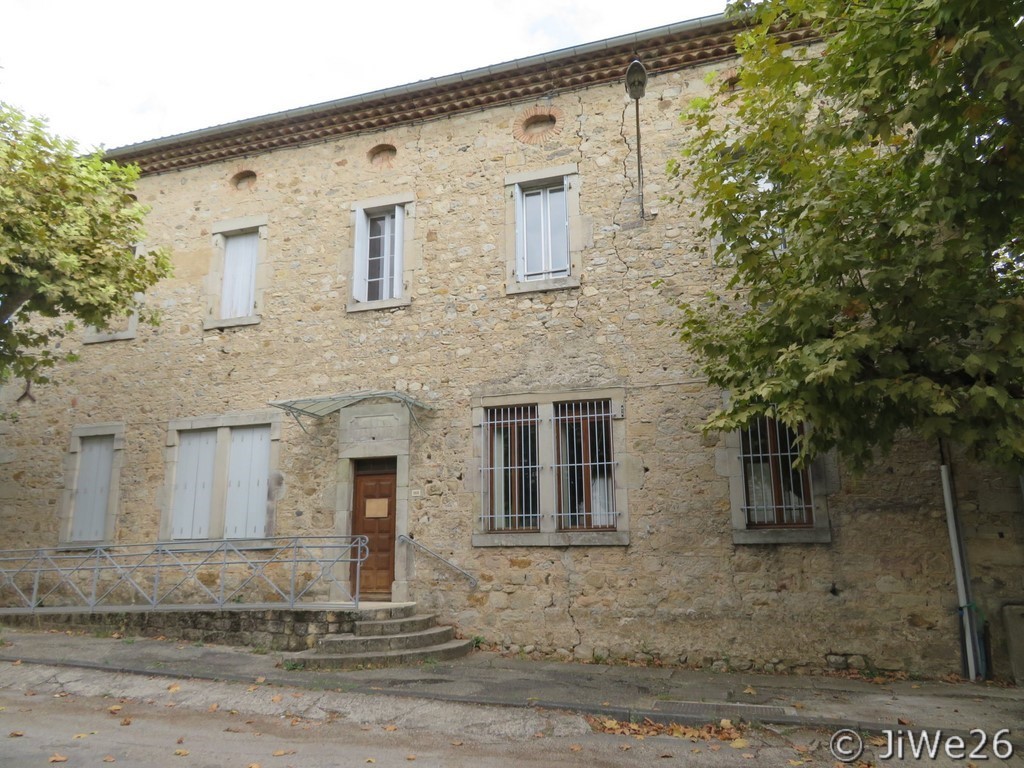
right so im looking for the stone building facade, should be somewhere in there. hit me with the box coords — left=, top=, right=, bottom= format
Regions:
left=2, top=16, right=1022, bottom=677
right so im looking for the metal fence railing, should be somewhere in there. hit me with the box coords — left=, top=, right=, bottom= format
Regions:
left=0, top=536, right=368, bottom=615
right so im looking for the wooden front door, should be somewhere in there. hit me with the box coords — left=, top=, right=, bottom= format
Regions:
left=352, top=460, right=397, bottom=599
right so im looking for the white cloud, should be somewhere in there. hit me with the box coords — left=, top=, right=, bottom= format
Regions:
left=0, top=0, right=726, bottom=150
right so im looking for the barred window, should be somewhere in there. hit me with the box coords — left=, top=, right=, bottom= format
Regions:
left=481, top=399, right=618, bottom=534
left=554, top=401, right=615, bottom=531
left=740, top=416, right=813, bottom=527
left=483, top=405, right=540, bottom=531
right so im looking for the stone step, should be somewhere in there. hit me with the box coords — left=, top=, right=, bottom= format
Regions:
left=319, top=624, right=454, bottom=654
left=352, top=603, right=417, bottom=621
left=355, top=613, right=437, bottom=637
left=290, top=638, right=474, bottom=670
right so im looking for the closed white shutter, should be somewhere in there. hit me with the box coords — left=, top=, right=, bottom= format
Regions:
left=70, top=435, right=115, bottom=542
left=171, top=429, right=216, bottom=539
left=224, top=425, right=271, bottom=539
left=220, top=231, right=258, bottom=318
left=352, top=210, right=369, bottom=302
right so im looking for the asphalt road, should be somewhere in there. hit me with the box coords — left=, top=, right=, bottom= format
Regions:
left=1, top=662, right=1019, bottom=767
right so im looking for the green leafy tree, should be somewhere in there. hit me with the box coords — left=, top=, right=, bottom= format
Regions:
left=0, top=103, right=171, bottom=387
left=672, top=0, right=1024, bottom=468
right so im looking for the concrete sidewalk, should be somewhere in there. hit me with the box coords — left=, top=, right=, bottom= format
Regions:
left=0, top=625, right=1020, bottom=741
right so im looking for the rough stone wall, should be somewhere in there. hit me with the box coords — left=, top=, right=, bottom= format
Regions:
left=1, top=610, right=358, bottom=651
left=0, top=56, right=1021, bottom=677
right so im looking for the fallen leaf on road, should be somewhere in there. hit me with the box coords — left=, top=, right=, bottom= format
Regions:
left=102, top=756, right=116, bottom=762
left=383, top=725, right=398, bottom=732
left=450, top=740, right=463, bottom=746
left=898, top=717, right=912, bottom=726
left=619, top=745, right=632, bottom=752
left=73, top=733, right=89, bottom=739
left=168, top=684, right=181, bottom=693
left=9, top=731, right=24, bottom=737
left=208, top=703, right=219, bottom=713
left=271, top=695, right=283, bottom=703
left=12, top=659, right=21, bottom=666
left=659, top=753, right=674, bottom=759
left=365, top=760, right=375, bottom=764
left=108, top=705, right=123, bottom=714
left=247, top=764, right=261, bottom=768
left=868, top=736, right=887, bottom=747
left=255, top=676, right=266, bottom=684
left=570, top=744, right=582, bottom=752
left=743, top=753, right=755, bottom=759
left=176, top=737, right=185, bottom=744
left=248, top=685, right=259, bottom=692
left=174, top=748, right=190, bottom=756
left=121, top=717, right=132, bottom=726
left=406, top=756, right=416, bottom=761
left=709, top=745, right=721, bottom=752
left=49, top=755, right=68, bottom=763
left=743, top=686, right=757, bottom=695
left=54, top=692, right=69, bottom=698
left=272, top=750, right=296, bottom=756
left=731, top=738, right=750, bottom=749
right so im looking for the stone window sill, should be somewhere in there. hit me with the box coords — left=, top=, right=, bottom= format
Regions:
left=732, top=527, right=831, bottom=545
left=346, top=297, right=411, bottom=313
left=472, top=531, right=628, bottom=547
left=204, top=314, right=261, bottom=331
left=505, top=276, right=580, bottom=296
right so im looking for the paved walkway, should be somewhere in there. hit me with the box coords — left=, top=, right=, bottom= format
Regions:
left=0, top=625, right=1020, bottom=742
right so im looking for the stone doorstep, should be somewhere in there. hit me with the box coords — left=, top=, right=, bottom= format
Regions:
left=289, top=637, right=475, bottom=670
left=355, top=613, right=438, bottom=636
left=319, top=623, right=455, bottom=654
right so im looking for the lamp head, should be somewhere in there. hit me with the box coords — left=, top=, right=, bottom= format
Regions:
left=625, top=59, right=648, bottom=100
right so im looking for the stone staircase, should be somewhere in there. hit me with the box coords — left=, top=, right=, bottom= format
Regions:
left=284, top=604, right=473, bottom=670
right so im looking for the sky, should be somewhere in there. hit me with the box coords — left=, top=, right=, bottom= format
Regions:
left=1, top=0, right=727, bottom=152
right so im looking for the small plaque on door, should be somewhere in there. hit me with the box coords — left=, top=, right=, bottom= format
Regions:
left=365, top=498, right=389, bottom=518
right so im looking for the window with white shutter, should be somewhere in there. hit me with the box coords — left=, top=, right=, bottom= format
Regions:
left=69, top=436, right=115, bottom=542
left=220, top=231, right=259, bottom=319
left=163, top=411, right=281, bottom=542
left=61, top=423, right=125, bottom=545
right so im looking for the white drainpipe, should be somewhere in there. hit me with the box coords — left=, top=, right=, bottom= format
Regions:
left=941, top=463, right=978, bottom=680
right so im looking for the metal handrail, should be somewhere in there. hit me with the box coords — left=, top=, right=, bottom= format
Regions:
left=398, top=534, right=477, bottom=588
left=0, top=536, right=368, bottom=615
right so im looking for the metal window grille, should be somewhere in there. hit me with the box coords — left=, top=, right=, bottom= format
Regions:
left=740, top=416, right=813, bottom=527
left=482, top=405, right=540, bottom=531
left=553, top=400, right=616, bottom=531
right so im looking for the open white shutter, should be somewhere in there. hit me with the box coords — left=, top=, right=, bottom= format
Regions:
left=171, top=430, right=216, bottom=539
left=514, top=185, right=525, bottom=280
left=70, top=436, right=115, bottom=542
left=391, top=205, right=404, bottom=299
left=224, top=426, right=271, bottom=539
left=352, top=210, right=368, bottom=302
